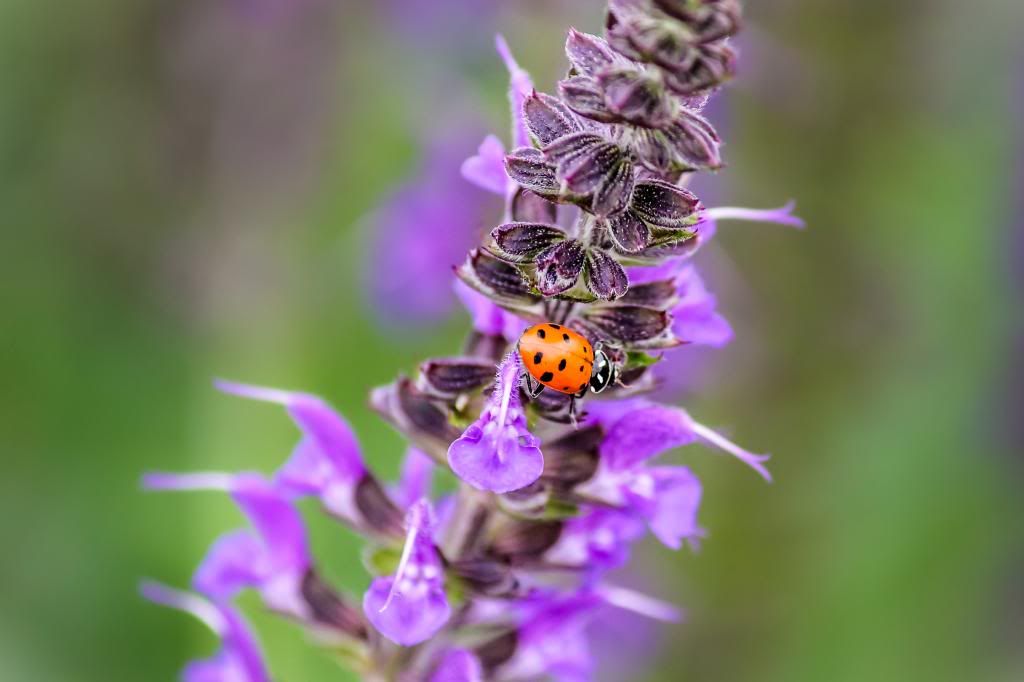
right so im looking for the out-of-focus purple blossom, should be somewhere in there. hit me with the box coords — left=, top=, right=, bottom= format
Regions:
left=143, top=472, right=313, bottom=616
left=214, top=380, right=404, bottom=537
left=363, top=500, right=450, bottom=646
left=140, top=581, right=269, bottom=682
left=545, top=507, right=647, bottom=572
left=430, top=649, right=484, bottom=682
left=391, top=447, right=435, bottom=510
left=586, top=399, right=773, bottom=481
left=494, top=594, right=599, bottom=682
left=366, top=135, right=494, bottom=327
left=448, top=354, right=544, bottom=493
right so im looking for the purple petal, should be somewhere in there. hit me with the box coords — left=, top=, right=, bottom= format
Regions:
left=672, top=265, right=733, bottom=347
left=565, top=29, right=619, bottom=78
left=599, top=403, right=698, bottom=469
left=215, top=381, right=366, bottom=485
left=430, top=649, right=484, bottom=682
left=495, top=35, right=534, bottom=149
left=392, top=448, right=435, bottom=510
left=534, top=240, right=586, bottom=296
left=584, top=248, right=630, bottom=301
left=140, top=581, right=269, bottom=682
left=461, top=135, right=509, bottom=195
left=524, top=92, right=581, bottom=147
left=447, top=354, right=544, bottom=493
left=595, top=584, right=684, bottom=623
left=192, top=530, right=267, bottom=600
left=229, top=473, right=311, bottom=574
left=363, top=501, right=450, bottom=645
left=546, top=508, right=646, bottom=572
left=634, top=466, right=704, bottom=550
left=705, top=201, right=806, bottom=228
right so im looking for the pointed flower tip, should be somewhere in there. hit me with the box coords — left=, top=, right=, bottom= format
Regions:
left=690, top=421, right=773, bottom=482
left=598, top=584, right=685, bottom=624
left=140, top=580, right=225, bottom=634
left=142, top=471, right=236, bottom=492
left=705, top=202, right=806, bottom=230
left=214, top=379, right=294, bottom=405
left=494, top=34, right=517, bottom=71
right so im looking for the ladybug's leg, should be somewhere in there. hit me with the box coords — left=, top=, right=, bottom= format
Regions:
left=522, top=372, right=545, bottom=399
left=568, top=395, right=580, bottom=429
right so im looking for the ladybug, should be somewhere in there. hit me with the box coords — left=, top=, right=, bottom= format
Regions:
left=517, top=323, right=615, bottom=402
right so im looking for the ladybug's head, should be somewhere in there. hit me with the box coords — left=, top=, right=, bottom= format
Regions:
left=589, top=348, right=615, bottom=394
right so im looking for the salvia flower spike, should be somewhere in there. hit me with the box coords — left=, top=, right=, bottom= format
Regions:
left=143, top=0, right=801, bottom=678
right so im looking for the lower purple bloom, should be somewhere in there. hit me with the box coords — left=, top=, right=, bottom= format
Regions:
left=447, top=353, right=544, bottom=493
left=140, top=581, right=269, bottom=682
left=363, top=500, right=451, bottom=646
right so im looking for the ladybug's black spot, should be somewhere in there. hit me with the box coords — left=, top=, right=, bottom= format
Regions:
left=579, top=365, right=584, bottom=372
left=533, top=352, right=543, bottom=365
left=549, top=323, right=561, bottom=330
left=562, top=333, right=570, bottom=342
left=563, top=386, right=572, bottom=392
left=539, top=371, right=554, bottom=383
left=558, top=358, right=567, bottom=371
left=537, top=328, right=546, bottom=339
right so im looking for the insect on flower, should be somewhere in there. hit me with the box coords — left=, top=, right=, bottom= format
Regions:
left=517, top=322, right=616, bottom=411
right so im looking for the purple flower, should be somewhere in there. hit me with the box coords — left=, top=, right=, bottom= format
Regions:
left=586, top=399, right=773, bottom=481
left=447, top=354, right=544, bottom=493
left=430, top=649, right=484, bottom=682
left=391, top=447, right=435, bottom=510
left=143, top=472, right=313, bottom=616
left=461, top=36, right=535, bottom=199
left=363, top=500, right=451, bottom=646
left=545, top=507, right=647, bottom=572
left=366, top=133, right=494, bottom=326
left=214, top=380, right=404, bottom=537
left=140, top=581, right=269, bottom=682
left=495, top=594, right=600, bottom=682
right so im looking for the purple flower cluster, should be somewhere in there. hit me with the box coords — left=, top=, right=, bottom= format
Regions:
left=143, top=1, right=803, bottom=680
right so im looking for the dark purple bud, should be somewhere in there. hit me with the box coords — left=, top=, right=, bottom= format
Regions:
left=664, top=110, right=722, bottom=169
left=475, top=630, right=519, bottom=671
left=630, top=180, right=702, bottom=228
left=542, top=426, right=603, bottom=487
left=631, top=128, right=676, bottom=174
left=559, top=76, right=617, bottom=123
left=459, top=249, right=537, bottom=301
left=545, top=134, right=626, bottom=196
left=582, top=305, right=675, bottom=345
left=505, top=147, right=561, bottom=196
left=449, top=560, right=519, bottom=598
left=511, top=188, right=558, bottom=223
left=491, top=222, right=567, bottom=260
left=565, top=29, right=620, bottom=77
left=542, top=132, right=606, bottom=169
left=619, top=279, right=679, bottom=309
left=590, top=158, right=634, bottom=218
left=606, top=210, right=652, bottom=253
left=534, top=240, right=586, bottom=296
left=418, top=357, right=497, bottom=398
left=599, top=69, right=676, bottom=128
left=301, top=570, right=369, bottom=640
left=371, top=377, right=462, bottom=460
left=584, top=249, right=629, bottom=301
left=653, top=0, right=742, bottom=41
left=355, top=475, right=406, bottom=537
left=523, top=91, right=581, bottom=146
left=662, top=42, right=737, bottom=95
left=488, top=520, right=564, bottom=562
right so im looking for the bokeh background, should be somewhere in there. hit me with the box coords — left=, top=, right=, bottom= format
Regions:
left=2, top=0, right=1022, bottom=680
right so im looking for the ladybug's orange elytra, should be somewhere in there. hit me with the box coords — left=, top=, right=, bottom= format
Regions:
left=518, top=323, right=593, bottom=395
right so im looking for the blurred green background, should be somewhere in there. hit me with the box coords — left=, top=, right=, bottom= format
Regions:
left=2, top=0, right=1022, bottom=680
